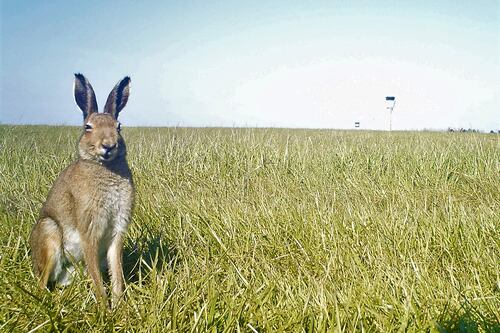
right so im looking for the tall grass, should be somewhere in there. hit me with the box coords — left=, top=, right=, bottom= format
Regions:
left=0, top=125, right=499, bottom=332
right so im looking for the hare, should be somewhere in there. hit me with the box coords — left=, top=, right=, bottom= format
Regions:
left=30, top=74, right=134, bottom=306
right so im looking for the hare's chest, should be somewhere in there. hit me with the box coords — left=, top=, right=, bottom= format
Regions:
left=87, top=176, right=133, bottom=240
left=99, top=179, right=133, bottom=229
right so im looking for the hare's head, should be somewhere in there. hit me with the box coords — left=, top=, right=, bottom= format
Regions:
left=73, top=74, right=131, bottom=163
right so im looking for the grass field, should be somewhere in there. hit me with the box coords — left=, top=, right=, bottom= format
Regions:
left=0, top=125, right=499, bottom=332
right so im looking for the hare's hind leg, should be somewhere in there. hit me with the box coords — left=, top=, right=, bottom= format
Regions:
left=30, top=217, right=63, bottom=289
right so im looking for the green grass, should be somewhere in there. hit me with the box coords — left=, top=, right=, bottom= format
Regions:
left=0, top=125, right=499, bottom=332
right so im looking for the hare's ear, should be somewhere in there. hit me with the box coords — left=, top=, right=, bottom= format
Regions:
left=103, top=76, right=131, bottom=119
left=74, top=73, right=98, bottom=121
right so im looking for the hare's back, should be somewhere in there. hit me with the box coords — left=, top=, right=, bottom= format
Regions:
left=39, top=162, right=81, bottom=224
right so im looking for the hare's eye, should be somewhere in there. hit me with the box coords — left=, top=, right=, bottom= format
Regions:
left=84, top=124, right=92, bottom=132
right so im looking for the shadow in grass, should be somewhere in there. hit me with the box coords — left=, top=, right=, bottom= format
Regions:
left=436, top=302, right=499, bottom=333
left=123, top=235, right=178, bottom=283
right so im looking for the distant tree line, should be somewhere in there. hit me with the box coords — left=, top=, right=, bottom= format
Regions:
left=447, top=128, right=499, bottom=134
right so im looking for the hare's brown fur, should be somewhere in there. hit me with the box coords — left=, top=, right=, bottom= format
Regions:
left=30, top=74, right=134, bottom=306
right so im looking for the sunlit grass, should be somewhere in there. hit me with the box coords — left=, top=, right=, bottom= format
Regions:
left=1, top=125, right=499, bottom=332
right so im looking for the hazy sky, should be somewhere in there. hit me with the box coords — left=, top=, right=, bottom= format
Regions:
left=1, top=1, right=499, bottom=130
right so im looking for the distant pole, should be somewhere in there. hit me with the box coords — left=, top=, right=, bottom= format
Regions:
left=390, top=108, right=392, bottom=131
left=385, top=96, right=396, bottom=131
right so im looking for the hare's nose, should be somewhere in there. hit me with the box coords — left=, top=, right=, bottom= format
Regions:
left=102, top=143, right=117, bottom=151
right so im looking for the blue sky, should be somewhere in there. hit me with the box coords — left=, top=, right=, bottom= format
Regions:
left=1, top=1, right=499, bottom=130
